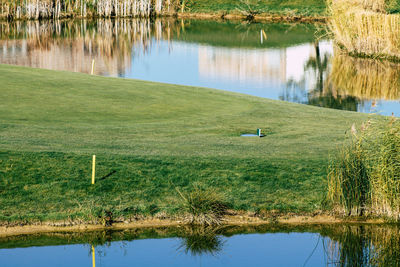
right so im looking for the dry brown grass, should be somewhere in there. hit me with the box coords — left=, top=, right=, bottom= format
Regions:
left=329, top=0, right=400, bottom=59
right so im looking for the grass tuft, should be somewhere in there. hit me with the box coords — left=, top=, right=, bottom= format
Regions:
left=176, top=187, right=229, bottom=226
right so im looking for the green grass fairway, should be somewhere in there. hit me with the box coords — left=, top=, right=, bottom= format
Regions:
left=184, top=0, right=327, bottom=17
left=0, top=64, right=369, bottom=223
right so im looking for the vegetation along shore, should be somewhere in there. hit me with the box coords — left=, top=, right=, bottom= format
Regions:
left=0, top=0, right=327, bottom=21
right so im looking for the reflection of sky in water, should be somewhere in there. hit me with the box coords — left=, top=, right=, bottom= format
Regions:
left=127, top=40, right=325, bottom=102
left=0, top=233, right=327, bottom=267
left=358, top=100, right=400, bottom=116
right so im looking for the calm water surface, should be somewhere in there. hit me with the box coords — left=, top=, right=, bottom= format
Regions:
left=1, top=224, right=399, bottom=266
left=1, top=19, right=400, bottom=116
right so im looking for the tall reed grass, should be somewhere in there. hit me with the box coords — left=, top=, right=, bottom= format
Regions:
left=328, top=0, right=400, bottom=59
left=0, top=0, right=179, bottom=20
left=327, top=118, right=400, bottom=219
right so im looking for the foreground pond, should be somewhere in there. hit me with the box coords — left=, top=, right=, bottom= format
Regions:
left=0, top=19, right=399, bottom=116
left=1, top=224, right=400, bottom=266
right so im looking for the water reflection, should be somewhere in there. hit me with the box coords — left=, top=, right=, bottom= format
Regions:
left=282, top=43, right=362, bottom=112
left=325, top=224, right=400, bottom=266
left=1, top=19, right=400, bottom=115
left=177, top=226, right=224, bottom=257
left=328, top=54, right=400, bottom=115
left=1, top=224, right=400, bottom=266
left=0, top=19, right=179, bottom=76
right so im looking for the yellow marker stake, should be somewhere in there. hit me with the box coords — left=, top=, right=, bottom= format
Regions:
left=92, top=155, right=96, bottom=184
left=92, top=245, right=96, bottom=267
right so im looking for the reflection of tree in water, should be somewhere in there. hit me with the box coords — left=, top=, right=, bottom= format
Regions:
left=177, top=226, right=225, bottom=257
left=323, top=225, right=400, bottom=267
left=303, top=42, right=360, bottom=111
left=280, top=41, right=362, bottom=112
left=307, top=41, right=330, bottom=93
left=307, top=86, right=360, bottom=112
left=287, top=45, right=400, bottom=114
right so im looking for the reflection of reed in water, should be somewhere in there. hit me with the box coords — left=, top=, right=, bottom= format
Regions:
left=177, top=226, right=225, bottom=257
left=0, top=19, right=180, bottom=76
left=328, top=53, right=400, bottom=101
left=324, top=224, right=400, bottom=266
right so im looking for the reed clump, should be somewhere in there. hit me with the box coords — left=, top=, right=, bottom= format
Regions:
left=0, top=0, right=181, bottom=20
left=328, top=53, right=400, bottom=100
left=328, top=0, right=400, bottom=59
left=327, top=117, right=400, bottom=219
left=176, top=187, right=229, bottom=226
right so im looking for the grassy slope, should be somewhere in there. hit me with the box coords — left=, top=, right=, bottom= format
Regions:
left=184, top=0, right=327, bottom=17
left=0, top=64, right=369, bottom=223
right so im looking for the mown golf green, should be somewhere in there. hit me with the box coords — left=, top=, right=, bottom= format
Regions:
left=0, top=64, right=370, bottom=223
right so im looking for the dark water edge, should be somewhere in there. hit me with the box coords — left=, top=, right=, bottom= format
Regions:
left=1, top=224, right=400, bottom=266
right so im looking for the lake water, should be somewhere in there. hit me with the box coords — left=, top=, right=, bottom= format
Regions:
left=1, top=224, right=399, bottom=266
left=1, top=19, right=400, bottom=116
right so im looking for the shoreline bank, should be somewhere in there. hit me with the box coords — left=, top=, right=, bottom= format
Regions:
left=176, top=12, right=327, bottom=23
left=0, top=11, right=327, bottom=23
left=0, top=214, right=386, bottom=238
